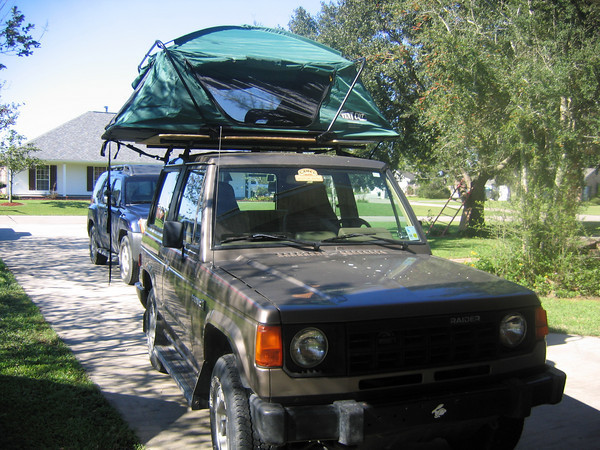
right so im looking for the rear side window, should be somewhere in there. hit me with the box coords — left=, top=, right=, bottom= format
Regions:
left=150, top=171, right=180, bottom=231
left=92, top=173, right=108, bottom=205
left=176, top=169, right=206, bottom=244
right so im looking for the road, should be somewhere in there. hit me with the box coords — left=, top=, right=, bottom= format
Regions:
left=0, top=215, right=598, bottom=449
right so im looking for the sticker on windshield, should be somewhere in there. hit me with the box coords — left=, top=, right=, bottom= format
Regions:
left=405, top=226, right=420, bottom=241
left=295, top=168, right=324, bottom=183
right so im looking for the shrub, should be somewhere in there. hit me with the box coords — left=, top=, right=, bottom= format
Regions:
left=474, top=190, right=599, bottom=297
left=418, top=178, right=450, bottom=199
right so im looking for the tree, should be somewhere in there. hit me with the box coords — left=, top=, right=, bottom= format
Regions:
left=0, top=4, right=41, bottom=194
left=290, top=0, right=435, bottom=170
left=0, top=129, right=41, bottom=202
left=0, top=3, right=40, bottom=70
left=0, top=4, right=41, bottom=133
left=290, top=0, right=600, bottom=235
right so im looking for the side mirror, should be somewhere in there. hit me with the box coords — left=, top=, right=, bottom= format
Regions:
left=163, top=221, right=184, bottom=249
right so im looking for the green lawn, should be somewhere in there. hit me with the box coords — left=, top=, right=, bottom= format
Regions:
left=0, top=199, right=89, bottom=215
left=542, top=296, right=600, bottom=336
left=0, top=260, right=141, bottom=449
left=3, top=197, right=599, bottom=221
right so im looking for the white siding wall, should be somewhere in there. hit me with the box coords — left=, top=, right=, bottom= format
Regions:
left=10, top=162, right=100, bottom=198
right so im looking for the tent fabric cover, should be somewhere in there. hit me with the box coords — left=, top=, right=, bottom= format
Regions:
left=103, top=25, right=398, bottom=145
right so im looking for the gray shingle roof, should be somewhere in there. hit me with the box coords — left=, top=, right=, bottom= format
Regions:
left=29, top=111, right=163, bottom=164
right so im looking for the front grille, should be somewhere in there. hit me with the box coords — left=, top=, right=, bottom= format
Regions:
left=346, top=318, right=498, bottom=376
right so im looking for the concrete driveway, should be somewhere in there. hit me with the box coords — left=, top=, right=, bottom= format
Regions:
left=0, top=215, right=598, bottom=449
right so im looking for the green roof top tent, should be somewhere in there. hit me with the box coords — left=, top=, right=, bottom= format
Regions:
left=102, top=25, right=398, bottom=150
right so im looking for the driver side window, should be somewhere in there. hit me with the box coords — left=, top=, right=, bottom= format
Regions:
left=150, top=171, right=180, bottom=231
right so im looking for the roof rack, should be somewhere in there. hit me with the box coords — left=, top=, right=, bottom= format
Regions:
left=141, top=133, right=373, bottom=150
left=108, top=164, right=163, bottom=175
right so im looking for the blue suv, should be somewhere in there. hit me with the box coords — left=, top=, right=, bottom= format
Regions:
left=88, top=164, right=162, bottom=284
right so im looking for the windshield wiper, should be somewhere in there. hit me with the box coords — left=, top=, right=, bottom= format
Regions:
left=220, top=233, right=321, bottom=251
left=320, top=232, right=409, bottom=250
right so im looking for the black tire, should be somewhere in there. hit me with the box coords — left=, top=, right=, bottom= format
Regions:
left=450, top=417, right=524, bottom=450
left=89, top=225, right=107, bottom=265
left=145, top=289, right=167, bottom=373
left=209, top=354, right=277, bottom=450
left=119, top=234, right=139, bottom=285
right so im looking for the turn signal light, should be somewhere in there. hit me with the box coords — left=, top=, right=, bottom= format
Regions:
left=255, top=325, right=283, bottom=368
left=535, top=307, right=549, bottom=340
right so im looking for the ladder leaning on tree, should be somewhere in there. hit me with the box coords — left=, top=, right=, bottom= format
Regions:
left=425, top=183, right=471, bottom=237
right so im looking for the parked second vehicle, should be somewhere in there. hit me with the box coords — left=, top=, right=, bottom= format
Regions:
left=87, top=164, right=162, bottom=284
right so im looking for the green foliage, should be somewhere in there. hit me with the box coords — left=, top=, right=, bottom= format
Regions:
left=0, top=130, right=41, bottom=202
left=417, top=177, right=449, bottom=199
left=0, top=5, right=40, bottom=142
left=0, top=5, right=40, bottom=70
left=0, top=260, right=140, bottom=448
left=474, top=192, right=600, bottom=297
left=290, top=0, right=435, bottom=170
left=290, top=0, right=600, bottom=234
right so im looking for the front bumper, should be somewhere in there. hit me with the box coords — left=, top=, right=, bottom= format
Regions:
left=250, top=365, right=566, bottom=446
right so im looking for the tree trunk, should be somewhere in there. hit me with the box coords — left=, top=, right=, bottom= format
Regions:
left=459, top=175, right=488, bottom=235
left=7, top=170, right=13, bottom=203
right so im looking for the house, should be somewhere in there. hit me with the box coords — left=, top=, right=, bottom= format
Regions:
left=394, top=171, right=418, bottom=196
left=4, top=111, right=163, bottom=199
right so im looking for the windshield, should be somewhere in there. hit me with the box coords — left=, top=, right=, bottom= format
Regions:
left=214, top=166, right=421, bottom=247
left=124, top=177, right=159, bottom=205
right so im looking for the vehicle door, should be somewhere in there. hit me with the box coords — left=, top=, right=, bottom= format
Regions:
left=162, top=167, right=207, bottom=370
left=144, top=169, right=181, bottom=306
left=94, top=174, right=110, bottom=250
left=108, top=177, right=123, bottom=253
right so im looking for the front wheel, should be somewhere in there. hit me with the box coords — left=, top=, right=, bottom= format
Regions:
left=89, top=225, right=107, bottom=265
left=209, top=354, right=277, bottom=450
left=119, top=234, right=139, bottom=285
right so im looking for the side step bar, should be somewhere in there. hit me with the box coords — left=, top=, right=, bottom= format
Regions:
left=154, top=344, right=199, bottom=407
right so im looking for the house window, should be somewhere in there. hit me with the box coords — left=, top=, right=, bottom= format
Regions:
left=36, top=166, right=50, bottom=191
left=87, top=166, right=107, bottom=191
left=29, top=165, right=57, bottom=192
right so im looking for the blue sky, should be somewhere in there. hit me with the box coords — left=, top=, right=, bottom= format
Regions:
left=1, top=0, right=324, bottom=140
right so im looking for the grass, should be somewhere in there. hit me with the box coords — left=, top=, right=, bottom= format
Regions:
left=3, top=197, right=599, bottom=220
left=542, top=296, right=600, bottom=336
left=428, top=234, right=498, bottom=259
left=0, top=260, right=141, bottom=449
left=0, top=199, right=89, bottom=215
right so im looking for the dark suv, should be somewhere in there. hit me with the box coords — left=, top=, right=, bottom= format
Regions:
left=88, top=164, right=162, bottom=284
left=136, top=151, right=565, bottom=449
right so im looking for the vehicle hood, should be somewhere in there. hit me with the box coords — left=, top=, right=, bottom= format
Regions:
left=122, top=203, right=152, bottom=219
left=219, top=248, right=539, bottom=323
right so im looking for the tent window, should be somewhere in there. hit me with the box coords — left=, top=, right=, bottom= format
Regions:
left=193, top=65, right=332, bottom=127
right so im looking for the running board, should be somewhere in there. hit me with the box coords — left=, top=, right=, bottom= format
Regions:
left=155, top=344, right=198, bottom=407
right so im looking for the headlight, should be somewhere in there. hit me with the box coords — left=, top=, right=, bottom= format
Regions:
left=499, top=313, right=527, bottom=348
left=290, top=328, right=328, bottom=368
